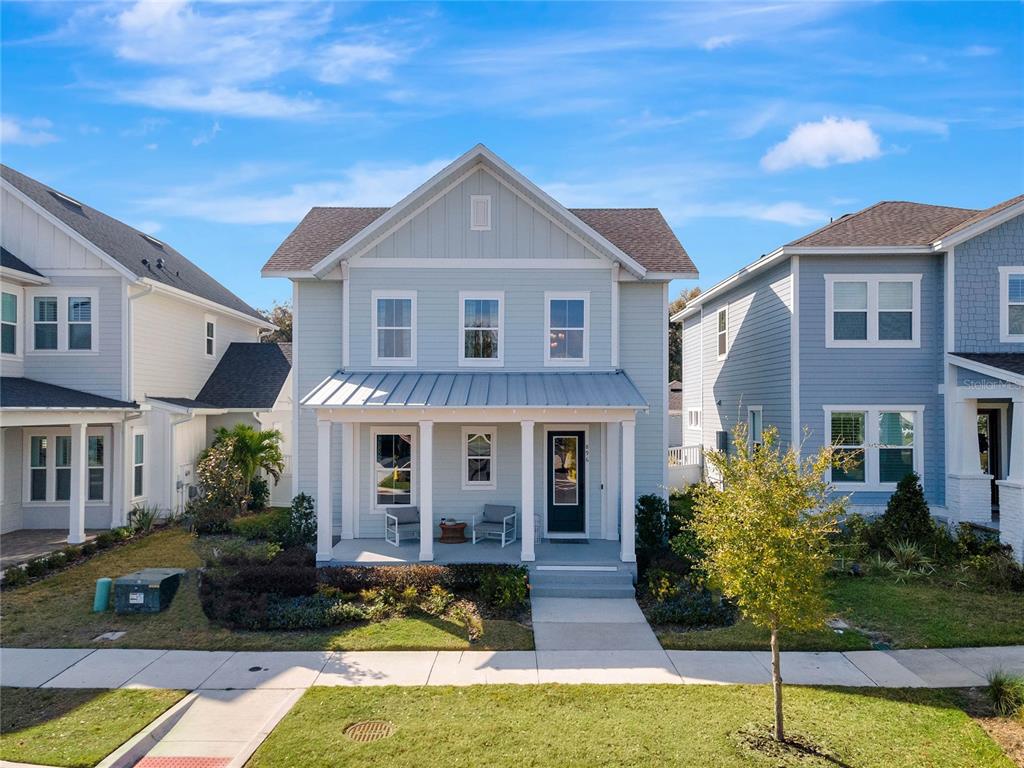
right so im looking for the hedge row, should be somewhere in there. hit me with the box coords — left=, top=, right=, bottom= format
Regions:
left=1, top=527, right=137, bottom=589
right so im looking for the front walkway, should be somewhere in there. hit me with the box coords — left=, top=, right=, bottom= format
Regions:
left=4, top=645, right=1022, bottom=690
left=0, top=529, right=100, bottom=570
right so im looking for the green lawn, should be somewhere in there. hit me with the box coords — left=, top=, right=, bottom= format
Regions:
left=247, top=685, right=1012, bottom=768
left=0, top=687, right=184, bottom=768
left=657, top=574, right=1024, bottom=651
left=0, top=528, right=533, bottom=651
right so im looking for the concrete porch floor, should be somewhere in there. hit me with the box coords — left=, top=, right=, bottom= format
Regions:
left=328, top=536, right=625, bottom=569
left=0, top=528, right=102, bottom=570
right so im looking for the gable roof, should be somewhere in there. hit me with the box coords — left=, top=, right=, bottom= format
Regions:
left=1, top=246, right=45, bottom=278
left=263, top=144, right=696, bottom=278
left=787, top=194, right=1024, bottom=249
left=1, top=164, right=264, bottom=322
left=195, top=342, right=292, bottom=409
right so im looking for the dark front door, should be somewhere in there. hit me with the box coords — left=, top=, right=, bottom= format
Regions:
left=978, top=409, right=1002, bottom=509
left=547, top=431, right=586, bottom=535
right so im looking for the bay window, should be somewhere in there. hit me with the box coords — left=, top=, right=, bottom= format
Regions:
left=34, top=296, right=58, bottom=350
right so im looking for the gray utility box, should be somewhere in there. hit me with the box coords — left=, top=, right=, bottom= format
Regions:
left=114, top=568, right=186, bottom=614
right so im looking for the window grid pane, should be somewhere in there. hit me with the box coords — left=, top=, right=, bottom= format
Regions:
left=834, top=312, right=868, bottom=340
left=831, top=412, right=865, bottom=446
left=1008, top=275, right=1024, bottom=304
left=68, top=297, right=91, bottom=322
left=878, top=311, right=912, bottom=340
left=30, top=436, right=47, bottom=501
left=1010, top=305, right=1024, bottom=336
left=833, top=282, right=867, bottom=310
left=1, top=324, right=15, bottom=355
left=878, top=281, right=912, bottom=310
left=34, top=297, right=57, bottom=322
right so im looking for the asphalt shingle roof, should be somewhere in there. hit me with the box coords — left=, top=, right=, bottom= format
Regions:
left=195, top=342, right=291, bottom=409
left=263, top=206, right=695, bottom=275
left=951, top=353, right=1024, bottom=379
left=1, top=246, right=45, bottom=278
left=2, top=164, right=263, bottom=321
left=1, top=378, right=138, bottom=409
left=787, top=194, right=1023, bottom=249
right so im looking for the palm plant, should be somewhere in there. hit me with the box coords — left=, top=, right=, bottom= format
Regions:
left=211, top=424, right=284, bottom=513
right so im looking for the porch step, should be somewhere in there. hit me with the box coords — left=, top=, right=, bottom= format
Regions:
left=528, top=569, right=635, bottom=598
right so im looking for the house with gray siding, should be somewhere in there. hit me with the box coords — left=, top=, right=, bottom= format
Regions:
left=0, top=165, right=291, bottom=544
left=262, top=144, right=697, bottom=569
left=673, top=194, right=1024, bottom=561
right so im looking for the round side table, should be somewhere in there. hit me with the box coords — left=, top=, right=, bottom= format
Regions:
left=439, top=521, right=468, bottom=544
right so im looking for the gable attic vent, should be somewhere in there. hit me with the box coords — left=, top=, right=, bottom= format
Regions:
left=141, top=233, right=165, bottom=249
left=49, top=190, right=83, bottom=210
left=470, top=195, right=491, bottom=231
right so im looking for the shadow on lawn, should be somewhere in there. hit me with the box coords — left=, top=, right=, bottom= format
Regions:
left=0, top=687, right=106, bottom=734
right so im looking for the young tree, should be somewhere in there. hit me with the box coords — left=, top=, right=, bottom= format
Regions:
left=210, top=424, right=285, bottom=513
left=693, top=425, right=845, bottom=742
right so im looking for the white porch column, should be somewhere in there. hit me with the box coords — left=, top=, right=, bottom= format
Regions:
left=340, top=422, right=355, bottom=540
left=1008, top=395, right=1024, bottom=483
left=959, top=398, right=982, bottom=474
left=419, top=421, right=434, bottom=561
left=520, top=420, right=536, bottom=562
left=620, top=419, right=636, bottom=563
left=999, top=395, right=1024, bottom=563
left=110, top=420, right=125, bottom=528
left=316, top=419, right=333, bottom=562
left=605, top=420, right=620, bottom=541
left=68, top=422, right=87, bottom=545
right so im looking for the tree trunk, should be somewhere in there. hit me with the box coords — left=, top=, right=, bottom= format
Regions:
left=770, top=626, right=784, bottom=742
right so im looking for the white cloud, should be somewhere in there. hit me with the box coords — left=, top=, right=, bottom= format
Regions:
left=317, top=43, right=400, bottom=84
left=114, top=79, right=321, bottom=119
left=760, top=116, right=882, bottom=172
left=121, top=117, right=167, bottom=137
left=701, top=34, right=738, bottom=51
left=144, top=143, right=158, bottom=151
left=1, top=116, right=58, bottom=146
left=139, top=158, right=451, bottom=225
left=963, top=45, right=998, bottom=57
left=192, top=121, right=222, bottom=147
left=135, top=220, right=162, bottom=234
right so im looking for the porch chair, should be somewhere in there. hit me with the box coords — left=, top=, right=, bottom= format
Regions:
left=384, top=506, right=420, bottom=547
left=471, top=504, right=517, bottom=547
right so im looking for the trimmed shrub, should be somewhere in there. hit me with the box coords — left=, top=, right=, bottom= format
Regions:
left=249, top=476, right=270, bottom=511
left=879, top=473, right=932, bottom=544
left=95, top=531, right=116, bottom=549
left=281, top=493, right=316, bottom=548
left=635, top=493, right=669, bottom=561
left=62, top=545, right=83, bottom=562
left=645, top=584, right=736, bottom=627
left=230, top=508, right=289, bottom=542
left=479, top=568, right=529, bottom=612
left=262, top=595, right=368, bottom=630
left=1, top=566, right=29, bottom=589
left=80, top=542, right=97, bottom=557
left=964, top=552, right=1024, bottom=592
left=987, top=670, right=1024, bottom=719
left=24, top=558, right=50, bottom=578
left=187, top=497, right=235, bottom=535
left=668, top=488, right=705, bottom=572
left=45, top=551, right=68, bottom=570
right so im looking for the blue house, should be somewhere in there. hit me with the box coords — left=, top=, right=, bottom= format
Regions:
left=673, top=194, right=1024, bottom=561
left=263, top=145, right=697, bottom=570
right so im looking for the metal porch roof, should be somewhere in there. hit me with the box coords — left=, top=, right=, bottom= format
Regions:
left=302, top=370, right=648, bottom=409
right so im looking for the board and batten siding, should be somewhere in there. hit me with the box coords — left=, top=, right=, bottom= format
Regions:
left=347, top=266, right=613, bottom=370
left=681, top=315, right=702, bottom=446
left=955, top=214, right=1024, bottom=353
left=1, top=188, right=110, bottom=272
left=22, top=274, right=125, bottom=400
left=700, top=261, right=793, bottom=452
left=362, top=168, right=599, bottom=262
left=131, top=291, right=259, bottom=401
left=798, top=253, right=946, bottom=508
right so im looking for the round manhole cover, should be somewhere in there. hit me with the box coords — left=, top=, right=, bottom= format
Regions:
left=344, top=721, right=396, bottom=743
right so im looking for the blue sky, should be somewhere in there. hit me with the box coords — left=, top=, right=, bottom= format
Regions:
left=2, top=1, right=1022, bottom=310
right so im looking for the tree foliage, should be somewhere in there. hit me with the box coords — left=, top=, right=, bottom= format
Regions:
left=668, top=286, right=701, bottom=382
left=208, top=424, right=285, bottom=512
left=259, top=301, right=293, bottom=343
left=879, top=472, right=932, bottom=544
left=693, top=424, right=846, bottom=741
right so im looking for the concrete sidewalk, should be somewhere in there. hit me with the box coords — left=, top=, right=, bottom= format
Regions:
left=3, top=645, right=1022, bottom=690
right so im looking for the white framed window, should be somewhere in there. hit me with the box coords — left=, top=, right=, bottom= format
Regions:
left=204, top=314, right=216, bottom=357
left=372, top=428, right=415, bottom=509
left=132, top=431, right=146, bottom=500
left=462, top=426, right=497, bottom=490
left=687, top=409, right=701, bottom=428
left=716, top=307, right=728, bottom=359
left=825, top=274, right=921, bottom=348
left=372, top=290, right=416, bottom=366
left=23, top=427, right=110, bottom=504
left=545, top=292, right=589, bottom=366
left=825, top=406, right=923, bottom=491
left=2, top=289, right=20, bottom=357
left=747, top=406, right=763, bottom=448
left=459, top=292, right=504, bottom=366
left=999, top=266, right=1024, bottom=342
left=470, top=195, right=492, bottom=231
left=26, top=288, right=99, bottom=353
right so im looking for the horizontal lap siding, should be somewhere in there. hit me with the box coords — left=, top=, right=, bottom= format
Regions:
left=347, top=267, right=613, bottom=370
left=681, top=316, right=702, bottom=446
left=701, top=262, right=792, bottom=451
left=619, top=282, right=666, bottom=498
left=799, top=253, right=945, bottom=507
left=23, top=275, right=124, bottom=400
left=955, top=215, right=1024, bottom=352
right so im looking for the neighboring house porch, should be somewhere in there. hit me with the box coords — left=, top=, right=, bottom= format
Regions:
left=946, top=353, right=1023, bottom=558
left=305, top=370, right=648, bottom=566
left=1, top=377, right=140, bottom=541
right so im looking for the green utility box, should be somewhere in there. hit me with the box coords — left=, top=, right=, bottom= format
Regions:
left=114, top=568, right=186, bottom=614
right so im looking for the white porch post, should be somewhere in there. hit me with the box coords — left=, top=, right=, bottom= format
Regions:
left=605, top=419, right=620, bottom=541
left=340, top=422, right=355, bottom=540
left=620, top=419, right=636, bottom=563
left=1008, top=395, right=1024, bottom=482
left=999, top=395, right=1024, bottom=563
left=959, top=398, right=982, bottom=474
left=419, top=420, right=434, bottom=561
left=520, top=420, right=535, bottom=562
left=316, top=419, right=333, bottom=562
left=110, top=420, right=125, bottom=528
left=68, top=422, right=87, bottom=545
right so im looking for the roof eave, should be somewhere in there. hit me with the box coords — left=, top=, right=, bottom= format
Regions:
left=947, top=353, right=1024, bottom=387
left=0, top=265, right=50, bottom=285
left=934, top=198, right=1024, bottom=250
left=138, top=278, right=270, bottom=328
